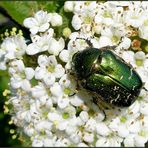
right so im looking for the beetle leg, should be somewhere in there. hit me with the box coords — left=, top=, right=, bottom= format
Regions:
left=68, top=79, right=80, bottom=97
left=92, top=96, right=107, bottom=120
left=76, top=37, right=93, bottom=47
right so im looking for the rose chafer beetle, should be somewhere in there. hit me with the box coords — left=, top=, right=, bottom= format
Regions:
left=71, top=39, right=143, bottom=107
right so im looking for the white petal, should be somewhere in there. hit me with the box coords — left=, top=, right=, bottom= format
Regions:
left=24, top=126, right=35, bottom=137
left=51, top=13, right=62, bottom=26
left=48, top=38, right=64, bottom=56
left=96, top=137, right=108, bottom=147
left=127, top=120, right=140, bottom=133
left=39, top=23, right=49, bottom=32
left=140, top=102, right=148, bottom=115
left=117, top=125, right=129, bottom=138
left=30, top=26, right=39, bottom=35
left=35, top=67, right=46, bottom=80
left=83, top=132, right=94, bottom=143
left=98, top=36, right=112, bottom=48
left=35, top=10, right=47, bottom=21
left=48, top=112, right=62, bottom=121
left=50, top=83, right=63, bottom=97
left=46, top=98, right=53, bottom=108
left=72, top=15, right=82, bottom=30
left=25, top=67, right=34, bottom=80
left=134, top=136, right=147, bottom=147
left=38, top=55, right=48, bottom=67
left=26, top=43, right=40, bottom=55
left=10, top=77, right=22, bottom=89
left=43, top=74, right=55, bottom=86
left=57, top=98, right=69, bottom=109
left=43, top=139, right=53, bottom=147
left=59, top=50, right=70, bottom=62
left=32, top=139, right=43, bottom=147
left=54, top=64, right=65, bottom=78
left=23, top=17, right=38, bottom=28
left=124, top=135, right=134, bottom=147
left=32, top=83, right=47, bottom=98
left=64, top=1, right=74, bottom=12
left=79, top=111, right=89, bottom=123
left=96, top=122, right=111, bottom=136
left=58, top=120, right=68, bottom=131
left=22, top=79, right=31, bottom=92
left=47, top=55, right=57, bottom=66
left=70, top=96, right=83, bottom=107
left=84, top=119, right=96, bottom=132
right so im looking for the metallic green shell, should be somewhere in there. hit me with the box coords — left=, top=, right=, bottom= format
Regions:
left=72, top=47, right=143, bottom=107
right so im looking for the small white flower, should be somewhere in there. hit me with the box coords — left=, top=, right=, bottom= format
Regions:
left=57, top=97, right=69, bottom=109
left=124, top=8, right=145, bottom=28
left=26, top=28, right=54, bottom=55
left=48, top=38, right=65, bottom=56
left=9, top=60, right=34, bottom=91
left=35, top=55, right=65, bottom=84
left=0, top=35, right=26, bottom=60
left=23, top=10, right=52, bottom=34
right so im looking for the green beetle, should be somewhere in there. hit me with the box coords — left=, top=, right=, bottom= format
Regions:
left=71, top=42, right=143, bottom=107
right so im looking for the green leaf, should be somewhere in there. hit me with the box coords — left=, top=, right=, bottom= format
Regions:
left=0, top=1, right=63, bottom=25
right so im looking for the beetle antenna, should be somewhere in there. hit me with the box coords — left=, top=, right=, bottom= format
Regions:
left=76, top=37, right=93, bottom=47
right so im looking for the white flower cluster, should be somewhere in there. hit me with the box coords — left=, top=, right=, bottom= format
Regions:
left=1, top=1, right=148, bottom=147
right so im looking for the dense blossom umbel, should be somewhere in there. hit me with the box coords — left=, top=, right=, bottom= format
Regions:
left=1, top=1, right=148, bottom=147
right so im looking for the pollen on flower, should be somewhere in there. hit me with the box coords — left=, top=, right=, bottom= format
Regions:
left=120, top=116, right=127, bottom=123
left=62, top=112, right=70, bottom=119
left=3, top=89, right=10, bottom=96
